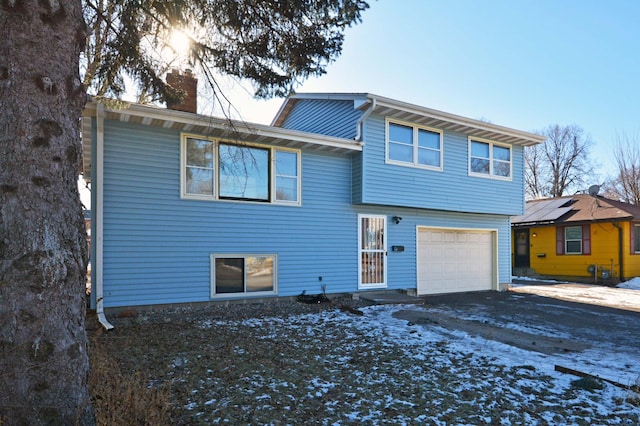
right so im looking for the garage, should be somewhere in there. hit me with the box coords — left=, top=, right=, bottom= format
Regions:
left=417, top=228, right=496, bottom=295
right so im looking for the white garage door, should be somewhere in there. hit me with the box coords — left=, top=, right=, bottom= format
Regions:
left=417, top=228, right=495, bottom=295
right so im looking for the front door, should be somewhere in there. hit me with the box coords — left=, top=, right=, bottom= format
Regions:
left=358, top=215, right=387, bottom=288
left=514, top=229, right=530, bottom=268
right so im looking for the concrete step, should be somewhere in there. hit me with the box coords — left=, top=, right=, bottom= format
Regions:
left=356, top=290, right=424, bottom=305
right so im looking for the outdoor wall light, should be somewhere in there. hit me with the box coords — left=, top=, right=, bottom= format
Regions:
left=392, top=216, right=402, bottom=224
left=532, top=232, right=537, bottom=238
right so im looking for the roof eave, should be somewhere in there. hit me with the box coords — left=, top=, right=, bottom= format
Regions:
left=272, top=92, right=545, bottom=147
left=366, top=94, right=545, bottom=147
left=83, top=101, right=363, bottom=153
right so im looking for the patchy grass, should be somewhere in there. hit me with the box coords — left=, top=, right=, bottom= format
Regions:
left=571, top=377, right=605, bottom=392
left=88, top=330, right=172, bottom=424
left=87, top=301, right=640, bottom=424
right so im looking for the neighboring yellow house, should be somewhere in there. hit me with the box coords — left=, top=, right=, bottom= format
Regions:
left=511, top=194, right=640, bottom=283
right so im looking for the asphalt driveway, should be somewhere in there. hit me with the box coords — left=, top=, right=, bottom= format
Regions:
left=411, top=287, right=640, bottom=357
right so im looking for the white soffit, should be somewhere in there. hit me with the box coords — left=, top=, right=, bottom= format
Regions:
left=82, top=101, right=363, bottom=155
left=369, top=95, right=545, bottom=147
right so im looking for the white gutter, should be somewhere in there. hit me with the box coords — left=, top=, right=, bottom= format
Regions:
left=94, top=103, right=114, bottom=330
left=355, top=97, right=376, bottom=142
left=87, top=102, right=363, bottom=152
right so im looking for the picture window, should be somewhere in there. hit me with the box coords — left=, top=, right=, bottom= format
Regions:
left=182, top=136, right=300, bottom=205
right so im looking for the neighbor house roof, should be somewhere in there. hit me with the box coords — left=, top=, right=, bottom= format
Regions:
left=272, top=93, right=546, bottom=147
left=511, top=194, right=640, bottom=226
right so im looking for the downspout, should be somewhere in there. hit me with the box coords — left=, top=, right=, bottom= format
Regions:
left=355, top=98, right=376, bottom=142
left=612, top=221, right=625, bottom=282
left=95, top=103, right=114, bottom=330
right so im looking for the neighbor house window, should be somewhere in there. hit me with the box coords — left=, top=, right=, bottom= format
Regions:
left=181, top=135, right=300, bottom=205
left=469, top=138, right=511, bottom=179
left=565, top=226, right=583, bottom=254
left=387, top=120, right=443, bottom=170
left=556, top=225, right=591, bottom=255
left=633, top=224, right=640, bottom=253
left=211, top=255, right=276, bottom=297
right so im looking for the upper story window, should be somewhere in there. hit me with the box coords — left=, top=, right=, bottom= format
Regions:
left=185, top=138, right=215, bottom=196
left=275, top=150, right=299, bottom=202
left=219, top=144, right=270, bottom=201
left=469, top=138, right=511, bottom=179
left=182, top=135, right=300, bottom=205
left=386, top=120, right=443, bottom=170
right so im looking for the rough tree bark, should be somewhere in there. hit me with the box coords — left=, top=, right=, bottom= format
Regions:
left=0, top=0, right=93, bottom=424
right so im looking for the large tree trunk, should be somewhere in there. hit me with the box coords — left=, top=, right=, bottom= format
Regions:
left=0, top=0, right=93, bottom=424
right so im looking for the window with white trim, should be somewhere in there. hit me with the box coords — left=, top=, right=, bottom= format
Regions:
left=275, top=150, right=299, bottom=202
left=181, top=135, right=300, bottom=205
left=634, top=224, right=640, bottom=253
left=219, top=143, right=270, bottom=201
left=387, top=120, right=443, bottom=170
left=211, top=255, right=277, bottom=297
left=469, top=138, right=512, bottom=179
left=184, top=138, right=215, bottom=196
left=565, top=226, right=583, bottom=254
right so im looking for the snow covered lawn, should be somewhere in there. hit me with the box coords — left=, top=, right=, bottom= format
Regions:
left=174, top=304, right=639, bottom=424
left=93, top=287, right=640, bottom=424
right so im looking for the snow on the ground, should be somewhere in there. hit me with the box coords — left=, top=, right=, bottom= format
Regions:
left=188, top=303, right=640, bottom=424
left=618, top=277, right=640, bottom=290
left=511, top=277, right=640, bottom=313
left=343, top=305, right=640, bottom=423
left=511, top=275, right=569, bottom=284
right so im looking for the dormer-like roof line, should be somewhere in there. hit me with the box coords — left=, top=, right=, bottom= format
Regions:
left=272, top=93, right=545, bottom=147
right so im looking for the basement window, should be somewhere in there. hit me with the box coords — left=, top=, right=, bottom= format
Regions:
left=211, top=255, right=277, bottom=297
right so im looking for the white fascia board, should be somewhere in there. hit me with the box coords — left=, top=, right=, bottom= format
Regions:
left=367, top=94, right=545, bottom=146
left=84, top=101, right=362, bottom=152
left=270, top=93, right=545, bottom=146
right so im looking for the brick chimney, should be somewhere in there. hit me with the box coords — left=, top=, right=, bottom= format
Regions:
left=166, top=69, right=198, bottom=114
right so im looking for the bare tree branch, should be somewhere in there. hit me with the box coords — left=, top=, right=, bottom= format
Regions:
left=602, top=131, right=640, bottom=204
left=525, top=124, right=595, bottom=199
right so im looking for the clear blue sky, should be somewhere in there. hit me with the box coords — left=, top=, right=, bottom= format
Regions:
left=222, top=0, right=640, bottom=183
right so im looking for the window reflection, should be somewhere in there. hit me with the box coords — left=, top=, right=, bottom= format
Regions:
left=219, top=144, right=269, bottom=201
left=214, top=256, right=275, bottom=295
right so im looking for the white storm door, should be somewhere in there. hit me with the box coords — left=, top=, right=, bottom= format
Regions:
left=358, top=214, right=387, bottom=288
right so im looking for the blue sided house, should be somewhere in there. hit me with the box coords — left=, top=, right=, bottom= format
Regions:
left=83, top=76, right=543, bottom=324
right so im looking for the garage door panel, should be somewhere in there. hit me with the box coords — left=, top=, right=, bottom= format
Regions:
left=417, top=228, right=495, bottom=295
